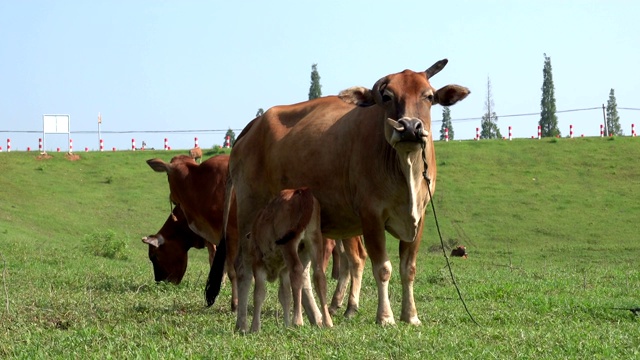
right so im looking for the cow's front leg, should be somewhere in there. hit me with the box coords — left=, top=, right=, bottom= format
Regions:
left=399, top=230, right=422, bottom=325
left=362, top=223, right=395, bottom=326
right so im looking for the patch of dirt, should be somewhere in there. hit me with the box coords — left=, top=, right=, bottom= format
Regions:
left=36, top=153, right=53, bottom=160
left=65, top=153, right=81, bottom=161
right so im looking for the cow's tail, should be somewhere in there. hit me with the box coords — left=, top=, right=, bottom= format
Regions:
left=204, top=174, right=234, bottom=307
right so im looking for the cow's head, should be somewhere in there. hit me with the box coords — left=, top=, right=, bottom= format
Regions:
left=141, top=206, right=208, bottom=284
left=147, top=155, right=197, bottom=205
left=369, top=59, right=469, bottom=150
left=142, top=233, right=189, bottom=284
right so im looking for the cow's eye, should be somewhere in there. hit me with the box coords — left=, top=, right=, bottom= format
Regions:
left=424, top=93, right=434, bottom=103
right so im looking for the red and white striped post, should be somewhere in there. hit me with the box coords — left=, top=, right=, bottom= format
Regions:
left=39, top=138, right=43, bottom=152
left=85, top=147, right=89, bottom=152
left=57, top=147, right=61, bottom=152
left=475, top=127, right=479, bottom=140
left=131, top=138, right=136, bottom=151
left=508, top=126, right=512, bottom=141
left=632, top=124, right=636, bottom=137
left=444, top=128, right=449, bottom=142
left=0, top=146, right=2, bottom=152
left=600, top=124, right=604, bottom=137
left=69, top=139, right=73, bottom=153
left=100, top=139, right=104, bottom=152
left=27, top=147, right=31, bottom=152
left=164, top=138, right=169, bottom=150
left=537, top=125, right=541, bottom=139
left=194, top=137, right=199, bottom=148
left=112, top=147, right=116, bottom=152
left=569, top=125, right=573, bottom=138
left=224, top=136, right=231, bottom=148
left=7, top=138, right=11, bottom=152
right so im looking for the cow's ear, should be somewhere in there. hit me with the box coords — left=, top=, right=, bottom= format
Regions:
left=338, top=86, right=375, bottom=107
left=142, top=235, right=164, bottom=248
left=147, top=158, right=171, bottom=173
left=434, top=85, right=470, bottom=107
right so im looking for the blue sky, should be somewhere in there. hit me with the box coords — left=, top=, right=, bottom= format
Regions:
left=1, top=1, right=638, bottom=151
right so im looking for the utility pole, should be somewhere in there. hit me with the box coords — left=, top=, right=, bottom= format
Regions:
left=602, top=104, right=608, bottom=136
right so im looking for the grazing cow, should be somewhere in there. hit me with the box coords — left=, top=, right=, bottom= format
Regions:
left=141, top=204, right=215, bottom=284
left=212, top=59, right=470, bottom=330
left=189, top=147, right=203, bottom=163
left=450, top=245, right=468, bottom=259
left=146, top=154, right=239, bottom=311
left=248, top=188, right=332, bottom=332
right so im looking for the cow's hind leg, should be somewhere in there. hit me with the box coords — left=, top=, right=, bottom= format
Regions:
left=343, top=236, right=366, bottom=319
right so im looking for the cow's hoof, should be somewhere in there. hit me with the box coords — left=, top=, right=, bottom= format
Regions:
left=328, top=305, right=339, bottom=316
left=344, top=306, right=359, bottom=319
left=402, top=315, right=421, bottom=326
left=376, top=316, right=396, bottom=326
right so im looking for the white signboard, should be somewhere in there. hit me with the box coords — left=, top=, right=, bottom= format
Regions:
left=43, top=115, right=70, bottom=134
left=42, top=114, right=71, bottom=152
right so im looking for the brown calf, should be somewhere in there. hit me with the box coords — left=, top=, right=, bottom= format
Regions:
left=189, top=147, right=203, bottom=163
left=247, top=188, right=333, bottom=332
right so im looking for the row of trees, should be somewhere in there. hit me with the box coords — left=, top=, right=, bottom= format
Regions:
left=230, top=58, right=622, bottom=145
left=440, top=53, right=623, bottom=140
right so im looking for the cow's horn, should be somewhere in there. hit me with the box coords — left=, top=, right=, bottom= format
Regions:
left=386, top=118, right=405, bottom=132
left=372, top=76, right=388, bottom=105
left=425, top=59, right=448, bottom=79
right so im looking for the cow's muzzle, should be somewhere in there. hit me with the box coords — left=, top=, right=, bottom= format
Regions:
left=387, top=117, right=429, bottom=143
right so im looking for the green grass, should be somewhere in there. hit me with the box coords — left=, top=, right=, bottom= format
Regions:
left=1, top=139, right=639, bottom=359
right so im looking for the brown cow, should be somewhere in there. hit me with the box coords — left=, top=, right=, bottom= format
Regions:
left=146, top=154, right=239, bottom=311
left=248, top=188, right=332, bottom=332
left=189, top=147, right=203, bottom=163
left=213, top=59, right=469, bottom=329
left=141, top=204, right=215, bottom=284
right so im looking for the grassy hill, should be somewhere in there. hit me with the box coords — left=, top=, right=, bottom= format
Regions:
left=0, top=138, right=638, bottom=358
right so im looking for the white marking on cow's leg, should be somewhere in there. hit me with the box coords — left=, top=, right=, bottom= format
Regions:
left=235, top=247, right=252, bottom=333
left=250, top=268, right=267, bottom=332
left=278, top=271, right=292, bottom=327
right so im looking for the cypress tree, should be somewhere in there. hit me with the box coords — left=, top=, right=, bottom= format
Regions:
left=439, top=107, right=454, bottom=140
left=539, top=54, right=560, bottom=137
left=308, top=64, right=322, bottom=100
left=606, top=89, right=622, bottom=136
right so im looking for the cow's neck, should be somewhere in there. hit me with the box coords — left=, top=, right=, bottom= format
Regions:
left=380, top=139, right=432, bottom=242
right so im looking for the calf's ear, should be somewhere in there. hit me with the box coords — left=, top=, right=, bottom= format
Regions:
left=146, top=158, right=171, bottom=173
left=434, top=85, right=470, bottom=107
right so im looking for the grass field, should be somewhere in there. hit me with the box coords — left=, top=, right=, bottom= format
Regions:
left=1, top=138, right=639, bottom=359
